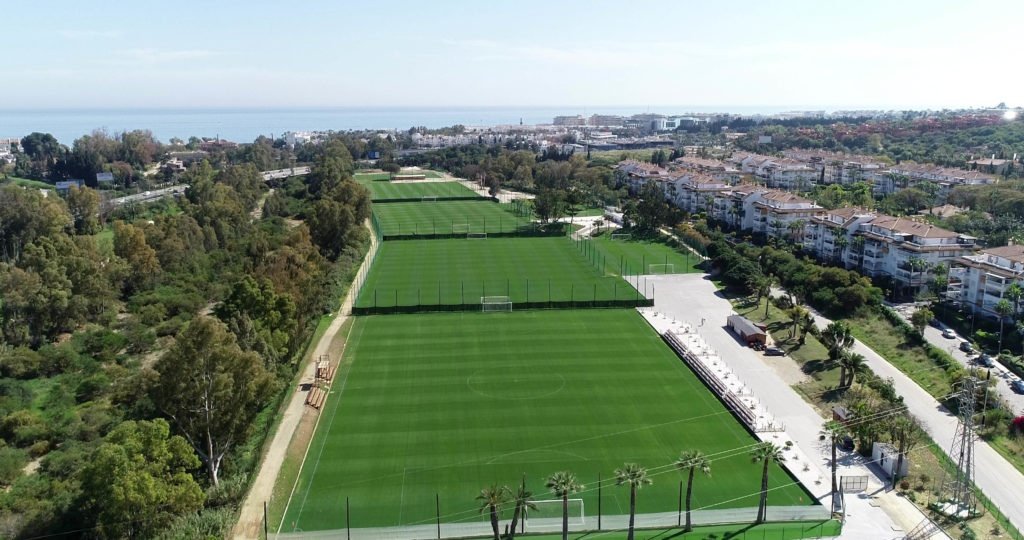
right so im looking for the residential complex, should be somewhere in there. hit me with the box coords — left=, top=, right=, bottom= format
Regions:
left=948, top=245, right=1024, bottom=317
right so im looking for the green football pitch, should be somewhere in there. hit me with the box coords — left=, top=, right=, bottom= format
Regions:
left=372, top=200, right=533, bottom=236
left=582, top=231, right=703, bottom=276
left=354, top=177, right=480, bottom=201
left=354, top=237, right=642, bottom=308
left=281, top=310, right=813, bottom=532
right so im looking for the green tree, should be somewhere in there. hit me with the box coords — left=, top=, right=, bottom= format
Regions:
left=65, top=185, right=102, bottom=235
left=113, top=221, right=161, bottom=293
left=631, top=182, right=669, bottom=232
left=887, top=415, right=924, bottom=489
left=910, top=307, right=934, bottom=334
left=995, top=298, right=1014, bottom=353
left=506, top=474, right=537, bottom=540
left=820, top=321, right=854, bottom=365
left=821, top=420, right=844, bottom=507
left=675, top=450, right=711, bottom=532
left=1005, top=283, right=1024, bottom=317
left=839, top=351, right=868, bottom=387
left=476, top=484, right=509, bottom=540
left=0, top=185, right=72, bottom=263
left=80, top=419, right=204, bottom=539
left=533, top=189, right=565, bottom=224
left=615, top=463, right=651, bottom=540
left=545, top=471, right=583, bottom=540
left=751, top=442, right=786, bottom=524
left=152, top=316, right=277, bottom=486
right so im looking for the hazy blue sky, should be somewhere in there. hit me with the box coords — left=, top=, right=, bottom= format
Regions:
left=3, top=0, right=1018, bottom=110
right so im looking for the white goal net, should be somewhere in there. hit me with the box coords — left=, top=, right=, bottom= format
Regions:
left=648, top=263, right=675, bottom=274
left=525, top=499, right=584, bottom=531
left=481, top=296, right=512, bottom=312
left=610, top=233, right=631, bottom=240
left=467, top=232, right=487, bottom=239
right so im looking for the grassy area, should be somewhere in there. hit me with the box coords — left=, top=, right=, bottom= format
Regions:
left=517, top=520, right=841, bottom=540
left=587, top=150, right=657, bottom=167
left=355, top=176, right=480, bottom=201
left=372, top=200, right=533, bottom=236
left=282, top=310, right=814, bottom=532
left=585, top=231, right=702, bottom=276
left=355, top=237, right=639, bottom=308
left=2, top=176, right=53, bottom=189
left=845, top=312, right=953, bottom=398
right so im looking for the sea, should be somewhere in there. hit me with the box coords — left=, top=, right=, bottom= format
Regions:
left=0, top=106, right=802, bottom=145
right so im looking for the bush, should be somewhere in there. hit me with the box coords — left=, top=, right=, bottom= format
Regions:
left=76, top=328, right=128, bottom=363
left=0, top=446, right=27, bottom=485
left=75, top=373, right=111, bottom=403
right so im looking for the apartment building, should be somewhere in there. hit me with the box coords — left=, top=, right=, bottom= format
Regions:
left=747, top=190, right=821, bottom=237
left=873, top=163, right=998, bottom=198
left=782, top=150, right=887, bottom=186
left=948, top=245, right=1024, bottom=318
left=670, top=156, right=743, bottom=183
left=726, top=152, right=817, bottom=190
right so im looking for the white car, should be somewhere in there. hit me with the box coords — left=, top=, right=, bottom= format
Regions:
left=942, top=329, right=957, bottom=339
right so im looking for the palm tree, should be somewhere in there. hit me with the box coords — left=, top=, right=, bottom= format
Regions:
left=751, top=442, right=786, bottom=524
left=887, top=415, right=924, bottom=490
left=851, top=236, right=866, bottom=271
left=995, top=298, right=1014, bottom=354
left=476, top=484, right=510, bottom=540
left=770, top=219, right=784, bottom=241
left=1006, top=282, right=1024, bottom=317
left=839, top=351, right=868, bottom=387
left=787, top=219, right=806, bottom=246
left=507, top=474, right=536, bottom=540
left=545, top=471, right=583, bottom=540
left=615, top=464, right=652, bottom=540
left=833, top=234, right=849, bottom=266
left=820, top=321, right=854, bottom=367
left=788, top=306, right=809, bottom=340
left=675, top=450, right=711, bottom=532
left=798, top=311, right=816, bottom=346
left=761, top=274, right=777, bottom=319
left=821, top=420, right=844, bottom=509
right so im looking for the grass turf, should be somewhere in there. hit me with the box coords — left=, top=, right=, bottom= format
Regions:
left=282, top=310, right=813, bottom=532
left=356, top=177, right=481, bottom=201
left=355, top=237, right=641, bottom=308
left=582, top=231, right=702, bottom=276
left=372, top=200, right=534, bottom=236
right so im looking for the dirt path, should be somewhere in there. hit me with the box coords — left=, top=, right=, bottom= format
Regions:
left=231, top=221, right=379, bottom=540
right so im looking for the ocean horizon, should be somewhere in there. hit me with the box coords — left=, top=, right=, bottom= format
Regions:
left=0, top=105, right=836, bottom=145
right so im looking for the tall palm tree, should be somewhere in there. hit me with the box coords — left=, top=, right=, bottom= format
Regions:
left=761, top=274, right=777, bottom=319
left=798, top=311, right=816, bottom=346
left=995, top=298, right=1014, bottom=353
left=787, top=219, right=806, bottom=246
left=820, top=420, right=844, bottom=509
left=476, top=484, right=510, bottom=540
left=751, top=442, right=786, bottom=524
left=851, top=236, right=866, bottom=272
left=507, top=474, right=536, bottom=540
left=840, top=352, right=868, bottom=387
left=820, top=321, right=854, bottom=365
left=887, top=415, right=924, bottom=490
left=788, top=306, right=809, bottom=340
left=1005, top=282, right=1024, bottom=317
left=675, top=450, right=711, bottom=532
left=833, top=234, right=849, bottom=266
left=615, top=463, right=652, bottom=540
left=545, top=471, right=583, bottom=540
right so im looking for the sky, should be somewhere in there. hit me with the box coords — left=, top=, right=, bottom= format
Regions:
left=2, top=0, right=1020, bottom=110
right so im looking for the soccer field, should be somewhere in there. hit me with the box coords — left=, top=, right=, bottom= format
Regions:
left=282, top=310, right=813, bottom=532
left=372, top=200, right=533, bottom=236
left=583, top=232, right=703, bottom=276
left=355, top=177, right=481, bottom=201
left=355, top=237, right=642, bottom=309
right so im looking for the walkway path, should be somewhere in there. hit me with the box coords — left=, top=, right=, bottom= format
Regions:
left=233, top=221, right=380, bottom=540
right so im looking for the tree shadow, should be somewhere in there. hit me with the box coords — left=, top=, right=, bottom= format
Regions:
left=801, top=359, right=831, bottom=375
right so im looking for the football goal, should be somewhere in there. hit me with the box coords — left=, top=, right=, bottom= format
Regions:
left=480, top=296, right=512, bottom=312
left=610, top=233, right=631, bottom=240
left=525, top=499, right=584, bottom=531
left=421, top=195, right=438, bottom=202
left=648, top=263, right=675, bottom=274
left=467, top=232, right=487, bottom=239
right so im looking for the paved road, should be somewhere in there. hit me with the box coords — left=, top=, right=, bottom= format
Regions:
left=896, top=308, right=1024, bottom=415
left=800, top=308, right=1024, bottom=534
left=641, top=275, right=936, bottom=539
left=109, top=185, right=187, bottom=206
left=262, top=166, right=311, bottom=181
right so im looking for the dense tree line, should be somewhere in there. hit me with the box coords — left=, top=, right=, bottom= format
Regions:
left=0, top=140, right=370, bottom=538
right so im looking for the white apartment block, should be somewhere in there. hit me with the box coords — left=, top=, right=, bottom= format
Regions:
left=670, top=156, right=743, bottom=183
left=803, top=208, right=977, bottom=292
left=948, top=245, right=1024, bottom=318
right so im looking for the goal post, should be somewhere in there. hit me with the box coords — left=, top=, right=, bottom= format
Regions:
left=467, top=232, right=487, bottom=239
left=648, top=263, right=675, bottom=274
left=525, top=499, right=584, bottom=531
left=480, top=296, right=512, bottom=312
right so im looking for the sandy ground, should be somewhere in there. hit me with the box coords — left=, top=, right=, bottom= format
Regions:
left=231, top=221, right=379, bottom=540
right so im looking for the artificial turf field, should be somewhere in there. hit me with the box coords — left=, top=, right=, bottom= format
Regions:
left=354, top=237, right=642, bottom=308
left=355, top=178, right=481, bottom=201
left=282, top=310, right=813, bottom=532
left=372, top=200, right=532, bottom=236
left=582, top=231, right=703, bottom=276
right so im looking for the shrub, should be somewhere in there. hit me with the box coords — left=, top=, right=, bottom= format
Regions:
left=0, top=446, right=27, bottom=485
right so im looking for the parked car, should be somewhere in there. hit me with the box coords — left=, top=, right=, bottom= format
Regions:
left=976, top=354, right=995, bottom=368
left=959, top=340, right=975, bottom=354
left=1011, top=380, right=1024, bottom=393
left=929, top=318, right=942, bottom=328
left=764, top=346, right=785, bottom=356
left=942, top=329, right=957, bottom=339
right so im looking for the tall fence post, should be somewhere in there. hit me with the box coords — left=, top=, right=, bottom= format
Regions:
left=597, top=473, right=602, bottom=530
left=346, top=496, right=351, bottom=540
left=677, top=481, right=682, bottom=526
left=436, top=493, right=441, bottom=539
left=264, top=501, right=269, bottom=540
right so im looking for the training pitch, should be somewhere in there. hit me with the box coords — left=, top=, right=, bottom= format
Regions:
left=372, top=200, right=534, bottom=237
left=354, top=237, right=642, bottom=308
left=583, top=231, right=703, bottom=276
left=282, top=310, right=813, bottom=532
left=355, top=177, right=481, bottom=201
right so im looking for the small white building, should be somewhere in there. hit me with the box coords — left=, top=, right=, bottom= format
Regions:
left=872, top=442, right=910, bottom=479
